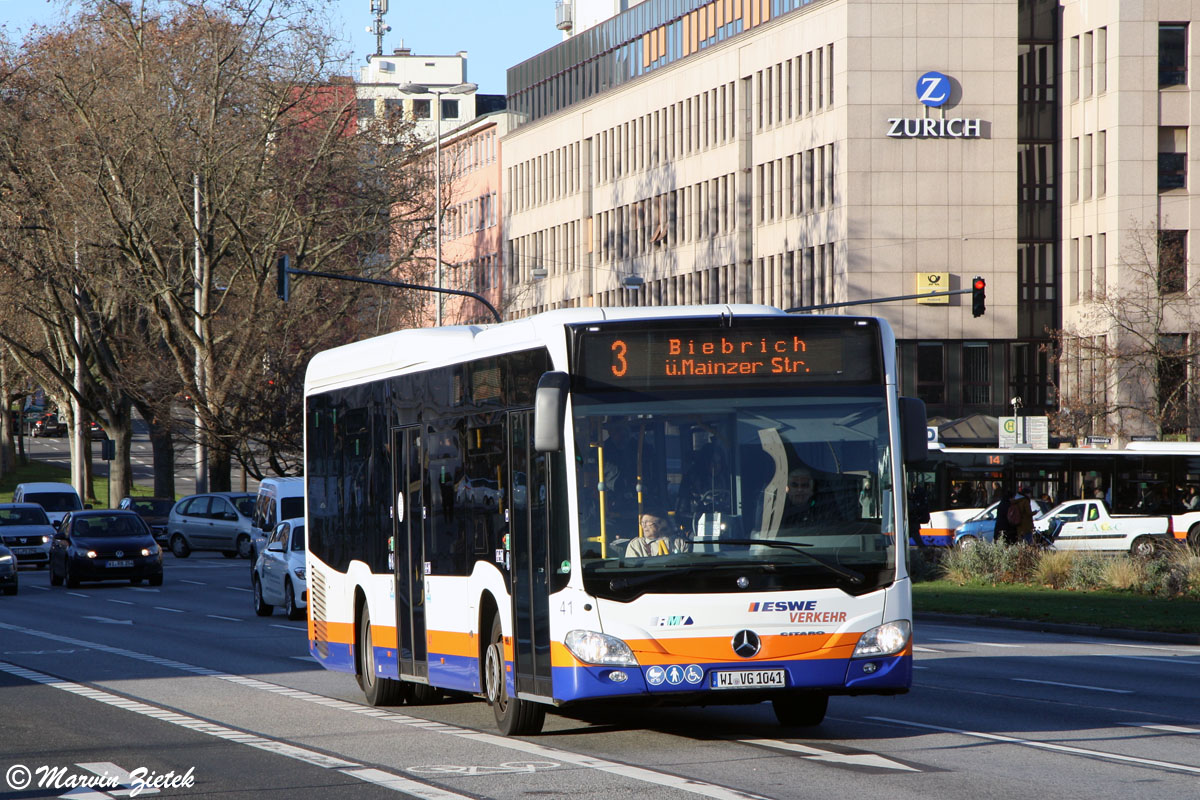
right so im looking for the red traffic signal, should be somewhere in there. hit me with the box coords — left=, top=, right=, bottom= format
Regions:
left=971, top=277, right=986, bottom=317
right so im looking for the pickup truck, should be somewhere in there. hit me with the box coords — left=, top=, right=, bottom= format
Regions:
left=1035, top=499, right=1173, bottom=556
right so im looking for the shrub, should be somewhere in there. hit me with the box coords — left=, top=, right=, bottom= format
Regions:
left=1066, top=552, right=1109, bottom=590
left=939, top=540, right=1025, bottom=585
left=1034, top=551, right=1075, bottom=589
left=1101, top=557, right=1144, bottom=592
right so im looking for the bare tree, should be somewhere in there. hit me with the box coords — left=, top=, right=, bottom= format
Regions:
left=1050, top=223, right=1200, bottom=442
left=0, top=0, right=430, bottom=492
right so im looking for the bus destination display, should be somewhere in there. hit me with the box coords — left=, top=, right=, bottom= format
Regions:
left=575, top=322, right=881, bottom=390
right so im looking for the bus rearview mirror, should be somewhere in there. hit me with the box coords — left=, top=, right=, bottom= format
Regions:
left=900, top=396, right=928, bottom=465
left=534, top=371, right=570, bottom=452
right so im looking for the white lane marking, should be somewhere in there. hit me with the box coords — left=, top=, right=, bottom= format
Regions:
left=77, top=761, right=159, bottom=796
left=26, top=585, right=49, bottom=591
left=179, top=580, right=206, bottom=585
left=343, top=768, right=475, bottom=799
left=226, top=586, right=252, bottom=593
left=1077, top=641, right=1200, bottom=653
left=290, top=656, right=318, bottom=662
left=107, top=599, right=134, bottom=605
left=67, top=592, right=89, bottom=598
left=1120, top=723, right=1200, bottom=734
left=206, top=615, right=242, bottom=622
left=1012, top=678, right=1132, bottom=694
left=154, top=607, right=185, bottom=613
left=271, top=624, right=307, bottom=632
left=0, top=621, right=774, bottom=800
left=867, top=716, right=1200, bottom=775
left=741, top=739, right=918, bottom=771
left=929, top=637, right=1022, bottom=648
left=912, top=646, right=941, bottom=653
left=0, top=662, right=464, bottom=796
left=1097, top=653, right=1200, bottom=666
left=129, top=588, right=160, bottom=593
left=82, top=616, right=133, bottom=626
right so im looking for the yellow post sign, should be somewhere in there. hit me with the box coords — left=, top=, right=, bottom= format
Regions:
left=916, top=272, right=950, bottom=304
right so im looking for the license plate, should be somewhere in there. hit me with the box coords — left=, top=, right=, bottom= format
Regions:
left=14, top=548, right=39, bottom=555
left=711, top=669, right=786, bottom=690
left=106, top=560, right=134, bottom=568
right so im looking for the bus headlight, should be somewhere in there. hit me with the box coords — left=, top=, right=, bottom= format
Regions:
left=564, top=630, right=638, bottom=666
left=852, top=620, right=911, bottom=658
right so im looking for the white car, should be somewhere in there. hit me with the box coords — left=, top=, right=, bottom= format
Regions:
left=12, top=482, right=84, bottom=526
left=252, top=518, right=307, bottom=620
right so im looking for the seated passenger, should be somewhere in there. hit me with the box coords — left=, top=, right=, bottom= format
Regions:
left=625, top=510, right=691, bottom=558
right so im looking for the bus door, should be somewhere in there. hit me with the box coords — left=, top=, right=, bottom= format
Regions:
left=391, top=425, right=427, bottom=680
left=508, top=410, right=553, bottom=698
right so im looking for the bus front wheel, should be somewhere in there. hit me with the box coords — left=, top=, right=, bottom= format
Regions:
left=484, top=615, right=545, bottom=736
left=772, top=692, right=828, bottom=727
left=358, top=606, right=409, bottom=706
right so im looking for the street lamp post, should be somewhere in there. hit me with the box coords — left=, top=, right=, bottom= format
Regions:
left=399, top=81, right=476, bottom=326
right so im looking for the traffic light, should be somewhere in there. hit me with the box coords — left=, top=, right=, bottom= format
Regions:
left=971, top=276, right=986, bottom=317
left=276, top=254, right=290, bottom=302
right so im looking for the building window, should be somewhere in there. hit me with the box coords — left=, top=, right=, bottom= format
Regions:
left=1158, top=127, right=1187, bottom=190
left=962, top=343, right=990, bottom=405
left=383, top=98, right=403, bottom=116
left=1096, top=27, right=1107, bottom=93
left=1158, top=334, right=1189, bottom=435
left=441, top=99, right=460, bottom=119
left=917, top=342, right=945, bottom=405
left=1158, top=230, right=1187, bottom=294
left=1096, top=130, right=1106, bottom=197
left=356, top=99, right=375, bottom=118
left=1160, top=24, right=1188, bottom=87
left=412, top=99, right=431, bottom=119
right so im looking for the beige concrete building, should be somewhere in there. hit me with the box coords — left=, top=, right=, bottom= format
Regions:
left=500, top=0, right=1037, bottom=422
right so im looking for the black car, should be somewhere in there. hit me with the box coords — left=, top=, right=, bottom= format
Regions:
left=0, top=544, right=18, bottom=595
left=117, top=497, right=174, bottom=545
left=49, top=510, right=164, bottom=588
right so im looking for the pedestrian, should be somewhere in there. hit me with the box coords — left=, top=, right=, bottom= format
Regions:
left=1011, top=485, right=1035, bottom=544
left=993, top=490, right=1014, bottom=544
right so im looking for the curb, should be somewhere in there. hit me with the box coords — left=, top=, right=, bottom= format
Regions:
left=915, top=612, right=1200, bottom=646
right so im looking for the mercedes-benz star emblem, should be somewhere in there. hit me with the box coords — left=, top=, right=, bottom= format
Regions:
left=731, top=630, right=760, bottom=658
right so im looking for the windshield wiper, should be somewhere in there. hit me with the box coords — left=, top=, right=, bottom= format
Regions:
left=608, top=566, right=706, bottom=593
left=713, top=539, right=865, bottom=585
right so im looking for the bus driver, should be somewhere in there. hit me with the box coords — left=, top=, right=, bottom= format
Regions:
left=625, top=510, right=691, bottom=557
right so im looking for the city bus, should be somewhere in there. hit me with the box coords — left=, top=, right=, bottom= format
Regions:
left=912, top=442, right=1200, bottom=547
left=303, top=306, right=927, bottom=735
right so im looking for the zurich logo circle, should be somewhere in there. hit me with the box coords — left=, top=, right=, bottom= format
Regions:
left=916, top=71, right=951, bottom=107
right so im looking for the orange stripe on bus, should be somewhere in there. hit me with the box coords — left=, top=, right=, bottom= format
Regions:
left=427, top=630, right=478, bottom=658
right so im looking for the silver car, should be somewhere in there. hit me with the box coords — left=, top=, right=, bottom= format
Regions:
left=0, top=503, right=55, bottom=568
left=252, top=518, right=307, bottom=620
left=167, top=492, right=256, bottom=558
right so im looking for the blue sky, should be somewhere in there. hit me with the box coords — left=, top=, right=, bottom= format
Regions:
left=0, top=0, right=562, bottom=95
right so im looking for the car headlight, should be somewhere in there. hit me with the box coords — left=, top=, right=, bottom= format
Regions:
left=86, top=550, right=98, bottom=559
left=41, top=535, right=51, bottom=544
left=140, top=548, right=153, bottom=557
left=853, top=620, right=911, bottom=658
left=293, top=567, right=306, bottom=580
left=0, top=553, right=13, bottom=564
left=564, top=630, right=638, bottom=666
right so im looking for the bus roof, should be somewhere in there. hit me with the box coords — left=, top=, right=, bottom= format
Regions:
left=305, top=305, right=805, bottom=393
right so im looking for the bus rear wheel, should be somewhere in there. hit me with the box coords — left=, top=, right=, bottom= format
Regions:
left=772, top=692, right=828, bottom=727
left=357, top=606, right=409, bottom=706
left=484, top=615, right=545, bottom=736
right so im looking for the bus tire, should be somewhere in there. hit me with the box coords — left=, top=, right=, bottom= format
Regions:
left=484, top=615, right=545, bottom=736
left=1187, top=524, right=1200, bottom=550
left=409, top=684, right=441, bottom=705
left=358, top=606, right=408, bottom=706
left=772, top=692, right=828, bottom=727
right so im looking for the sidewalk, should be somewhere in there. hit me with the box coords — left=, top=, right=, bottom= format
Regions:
left=916, top=611, right=1200, bottom=646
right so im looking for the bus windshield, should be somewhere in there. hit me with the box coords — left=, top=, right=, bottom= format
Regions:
left=572, top=388, right=896, bottom=599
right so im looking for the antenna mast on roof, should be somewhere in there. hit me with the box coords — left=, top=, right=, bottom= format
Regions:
left=367, top=0, right=391, bottom=57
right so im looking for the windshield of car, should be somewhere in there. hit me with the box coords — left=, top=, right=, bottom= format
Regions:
left=232, top=497, right=256, bottom=517
left=27, top=492, right=83, bottom=512
left=0, top=508, right=51, bottom=526
left=573, top=388, right=896, bottom=599
left=280, top=497, right=305, bottom=520
left=290, top=525, right=306, bottom=551
left=71, top=516, right=147, bottom=537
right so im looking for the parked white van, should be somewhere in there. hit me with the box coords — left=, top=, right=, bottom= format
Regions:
left=249, top=477, right=304, bottom=566
left=13, top=482, right=85, bottom=525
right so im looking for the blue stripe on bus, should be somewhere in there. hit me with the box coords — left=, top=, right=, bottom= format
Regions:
left=428, top=653, right=481, bottom=694
left=550, top=654, right=912, bottom=702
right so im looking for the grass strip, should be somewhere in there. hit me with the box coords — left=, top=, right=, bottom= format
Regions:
left=915, top=580, right=1200, bottom=634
